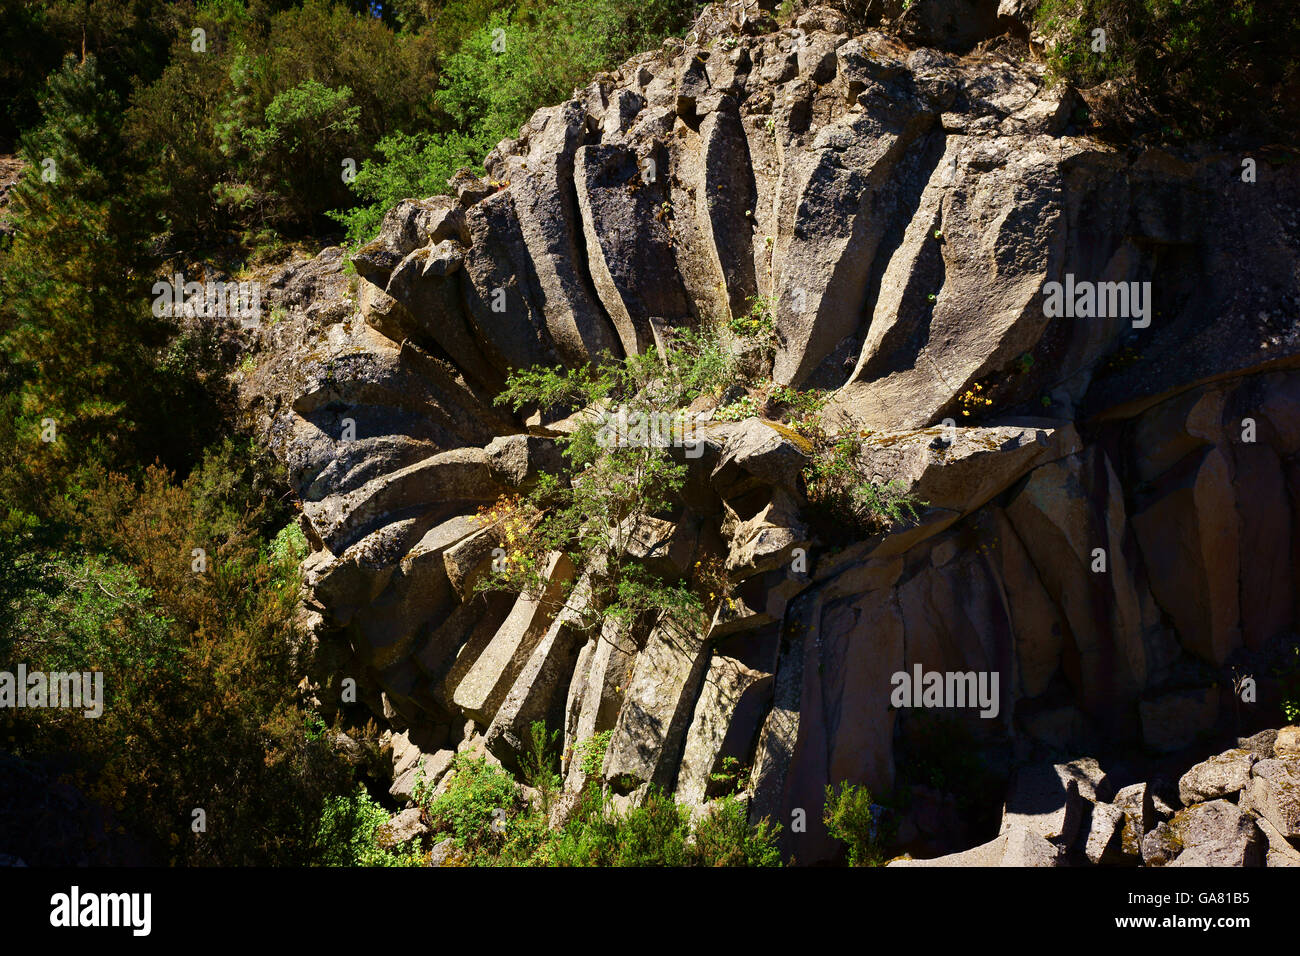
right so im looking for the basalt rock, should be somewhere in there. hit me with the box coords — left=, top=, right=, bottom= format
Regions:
left=236, top=4, right=1300, bottom=866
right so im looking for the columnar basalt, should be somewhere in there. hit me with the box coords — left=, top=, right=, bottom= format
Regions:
left=242, top=5, right=1300, bottom=864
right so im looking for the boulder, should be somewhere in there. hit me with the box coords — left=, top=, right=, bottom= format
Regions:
left=1241, top=758, right=1300, bottom=838
left=1275, top=726, right=1300, bottom=759
left=676, top=655, right=773, bottom=807
left=390, top=748, right=455, bottom=804
left=1238, top=728, right=1278, bottom=760
left=1178, top=748, right=1257, bottom=806
left=1142, top=800, right=1264, bottom=867
left=484, top=433, right=567, bottom=488
left=1083, top=802, right=1129, bottom=865
left=376, top=808, right=428, bottom=849
left=888, top=826, right=1064, bottom=867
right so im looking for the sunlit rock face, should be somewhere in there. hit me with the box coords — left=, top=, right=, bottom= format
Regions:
left=243, top=5, right=1300, bottom=863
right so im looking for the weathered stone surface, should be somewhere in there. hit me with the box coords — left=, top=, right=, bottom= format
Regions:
left=709, top=418, right=811, bottom=495
left=1178, top=749, right=1257, bottom=806
left=854, top=420, right=1080, bottom=521
left=832, top=134, right=1085, bottom=427
left=676, top=655, right=772, bottom=807
left=1142, top=800, right=1264, bottom=867
left=390, top=749, right=455, bottom=804
left=1239, top=728, right=1279, bottom=760
left=484, top=579, right=592, bottom=769
left=889, top=826, right=1064, bottom=867
left=459, top=189, right=556, bottom=374
left=1113, top=782, right=1156, bottom=858
left=771, top=90, right=936, bottom=386
left=484, top=433, right=566, bottom=488
left=1000, top=763, right=1083, bottom=845
left=241, top=11, right=1300, bottom=855
left=1004, top=450, right=1146, bottom=723
left=353, top=196, right=465, bottom=286
left=1242, top=758, right=1300, bottom=838
left=494, top=101, right=623, bottom=366
left=303, top=448, right=501, bottom=555
left=1255, top=813, right=1300, bottom=867
left=451, top=552, right=575, bottom=723
left=1274, top=726, right=1300, bottom=759
left=603, top=617, right=711, bottom=796
left=1084, top=802, right=1128, bottom=865
left=376, top=807, right=428, bottom=849
left=573, top=142, right=692, bottom=356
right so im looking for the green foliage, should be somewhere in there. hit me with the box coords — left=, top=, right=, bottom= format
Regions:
left=0, top=439, right=356, bottom=865
left=409, top=732, right=781, bottom=866
left=708, top=755, right=748, bottom=797
left=240, top=80, right=363, bottom=228
left=692, top=798, right=782, bottom=867
left=802, top=433, right=927, bottom=535
left=823, top=782, right=887, bottom=867
left=1034, top=0, right=1299, bottom=137
left=419, top=753, right=524, bottom=851
left=315, top=786, right=425, bottom=867
left=334, top=0, right=699, bottom=244
left=0, top=55, right=167, bottom=491
left=727, top=294, right=776, bottom=340
left=482, top=326, right=745, bottom=637
left=269, top=520, right=309, bottom=568
left=521, top=720, right=563, bottom=813
left=330, top=129, right=484, bottom=244
left=122, top=0, right=439, bottom=241
left=714, top=394, right=760, bottom=422
left=312, top=785, right=423, bottom=868
left=577, top=729, right=614, bottom=778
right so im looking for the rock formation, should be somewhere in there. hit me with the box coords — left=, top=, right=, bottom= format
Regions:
left=237, top=3, right=1300, bottom=864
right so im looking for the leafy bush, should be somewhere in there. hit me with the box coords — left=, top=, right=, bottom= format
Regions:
left=420, top=753, right=524, bottom=850
left=691, top=798, right=782, bottom=867
left=330, top=130, right=485, bottom=245
left=823, top=782, right=887, bottom=867
left=482, top=326, right=745, bottom=638
left=521, top=720, right=563, bottom=813
left=315, top=786, right=425, bottom=867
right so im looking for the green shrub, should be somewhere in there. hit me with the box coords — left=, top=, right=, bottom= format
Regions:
left=823, top=783, right=887, bottom=867
left=315, top=786, right=424, bottom=867
left=421, top=753, right=524, bottom=851
left=803, top=434, right=927, bottom=535
left=330, top=130, right=485, bottom=245
left=521, top=720, right=563, bottom=813
left=690, top=798, right=782, bottom=867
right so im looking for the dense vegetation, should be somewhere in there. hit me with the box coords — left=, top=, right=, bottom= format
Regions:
left=1, top=0, right=1293, bottom=866
left=0, top=0, right=703, bottom=866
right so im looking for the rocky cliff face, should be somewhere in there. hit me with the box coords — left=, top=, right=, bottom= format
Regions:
left=238, top=4, right=1300, bottom=863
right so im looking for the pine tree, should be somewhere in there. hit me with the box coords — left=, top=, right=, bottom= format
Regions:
left=0, top=53, right=161, bottom=501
